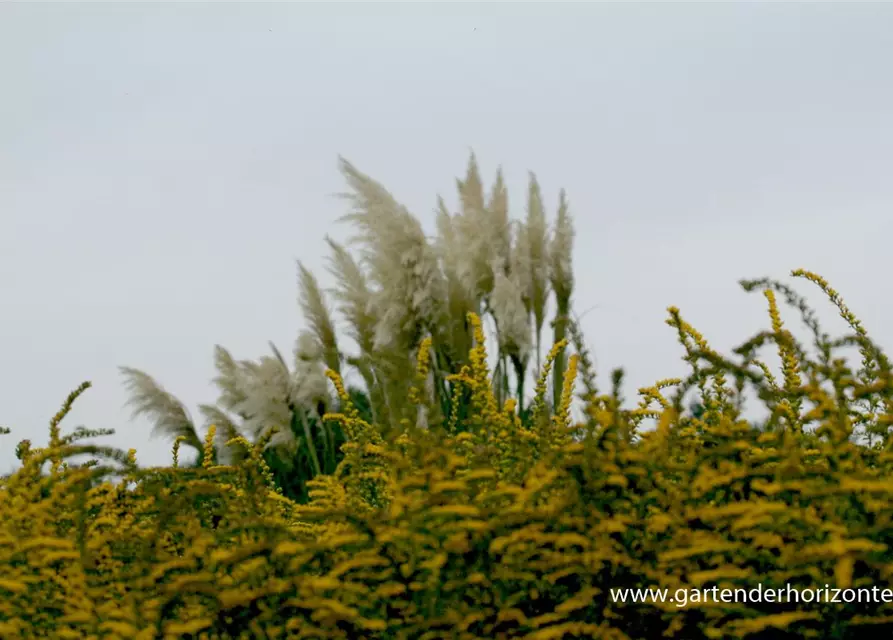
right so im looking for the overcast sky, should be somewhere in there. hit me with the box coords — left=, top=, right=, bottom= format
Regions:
left=3, top=2, right=893, bottom=472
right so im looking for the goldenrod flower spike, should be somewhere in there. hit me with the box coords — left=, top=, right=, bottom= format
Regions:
left=764, top=288, right=803, bottom=430
left=554, top=353, right=579, bottom=431
left=172, top=435, right=186, bottom=468
left=202, top=425, right=217, bottom=469
left=409, top=336, right=433, bottom=427
left=466, top=312, right=499, bottom=434
left=531, top=339, right=568, bottom=426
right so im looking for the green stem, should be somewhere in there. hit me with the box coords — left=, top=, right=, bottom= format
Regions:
left=512, top=354, right=526, bottom=418
left=296, top=406, right=322, bottom=478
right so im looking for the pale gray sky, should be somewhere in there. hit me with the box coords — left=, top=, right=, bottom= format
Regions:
left=3, top=2, right=893, bottom=472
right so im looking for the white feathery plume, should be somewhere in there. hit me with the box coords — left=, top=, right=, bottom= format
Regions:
left=547, top=189, right=575, bottom=411
left=232, top=356, right=293, bottom=445
left=435, top=196, right=476, bottom=309
left=452, top=155, right=512, bottom=301
left=525, top=172, right=551, bottom=316
left=292, top=330, right=331, bottom=409
left=295, top=330, right=323, bottom=361
left=338, top=157, right=446, bottom=351
left=297, top=261, right=341, bottom=375
left=510, top=223, right=533, bottom=315
left=210, top=345, right=251, bottom=415
left=119, top=367, right=202, bottom=451
left=523, top=173, right=551, bottom=373
left=434, top=196, right=477, bottom=365
left=490, top=262, right=532, bottom=361
left=487, top=168, right=512, bottom=275
left=435, top=197, right=460, bottom=274
left=454, top=154, right=489, bottom=298
left=550, top=189, right=575, bottom=302
left=457, top=152, right=486, bottom=216
left=325, top=236, right=376, bottom=356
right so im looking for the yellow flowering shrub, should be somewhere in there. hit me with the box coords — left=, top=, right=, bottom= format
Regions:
left=4, top=270, right=893, bottom=639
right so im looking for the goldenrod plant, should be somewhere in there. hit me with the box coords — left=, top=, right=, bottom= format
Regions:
left=4, top=268, right=893, bottom=638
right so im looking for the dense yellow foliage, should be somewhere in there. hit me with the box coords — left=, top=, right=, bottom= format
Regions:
left=4, top=271, right=893, bottom=639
